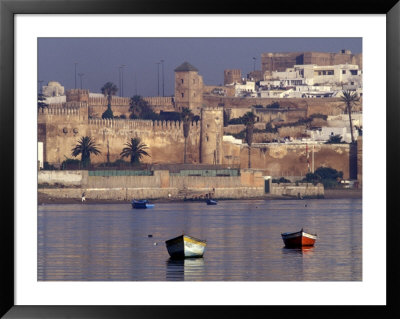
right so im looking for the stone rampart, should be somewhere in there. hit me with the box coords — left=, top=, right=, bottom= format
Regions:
left=38, top=105, right=87, bottom=124
left=204, top=95, right=362, bottom=117
left=270, top=182, right=324, bottom=197
left=224, top=142, right=352, bottom=179
left=38, top=170, right=85, bottom=186
left=37, top=169, right=323, bottom=200
left=143, top=96, right=174, bottom=107
left=88, top=96, right=130, bottom=106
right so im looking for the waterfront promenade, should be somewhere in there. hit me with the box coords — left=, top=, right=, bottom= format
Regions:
left=38, top=188, right=361, bottom=204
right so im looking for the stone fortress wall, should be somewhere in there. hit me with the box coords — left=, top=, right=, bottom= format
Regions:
left=38, top=101, right=201, bottom=165
left=39, top=56, right=361, bottom=180
left=224, top=69, right=241, bottom=85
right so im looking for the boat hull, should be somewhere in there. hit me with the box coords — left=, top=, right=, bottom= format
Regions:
left=281, top=230, right=316, bottom=248
left=132, top=200, right=153, bottom=209
left=165, top=235, right=207, bottom=259
left=206, top=199, right=217, bottom=205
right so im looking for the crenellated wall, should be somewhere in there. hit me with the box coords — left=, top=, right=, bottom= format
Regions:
left=39, top=88, right=357, bottom=181
left=39, top=103, right=202, bottom=165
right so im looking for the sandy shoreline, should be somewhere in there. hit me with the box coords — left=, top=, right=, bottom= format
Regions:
left=38, top=188, right=361, bottom=204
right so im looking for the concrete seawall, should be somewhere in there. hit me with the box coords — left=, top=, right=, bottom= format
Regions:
left=38, top=186, right=267, bottom=201
left=38, top=169, right=324, bottom=200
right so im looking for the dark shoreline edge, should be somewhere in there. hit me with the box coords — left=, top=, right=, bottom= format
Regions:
left=38, top=189, right=362, bottom=204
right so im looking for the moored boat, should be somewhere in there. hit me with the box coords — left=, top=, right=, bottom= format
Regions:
left=281, top=228, right=317, bottom=248
left=206, top=199, right=217, bottom=205
left=165, top=234, right=207, bottom=259
left=131, top=199, right=154, bottom=209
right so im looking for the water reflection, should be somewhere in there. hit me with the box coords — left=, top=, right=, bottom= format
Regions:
left=281, top=247, right=315, bottom=256
left=38, top=199, right=362, bottom=281
left=166, top=257, right=205, bottom=281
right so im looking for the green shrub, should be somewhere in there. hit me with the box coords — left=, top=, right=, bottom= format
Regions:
left=43, top=162, right=57, bottom=170
left=302, top=166, right=343, bottom=188
left=272, top=177, right=291, bottom=183
left=325, top=134, right=345, bottom=144
left=102, top=108, right=114, bottom=119
left=266, top=102, right=280, bottom=109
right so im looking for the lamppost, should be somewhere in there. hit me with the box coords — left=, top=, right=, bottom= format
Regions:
left=157, top=62, right=161, bottom=96
left=78, top=73, right=84, bottom=89
left=134, top=73, right=137, bottom=95
left=121, top=65, right=126, bottom=97
left=38, top=80, right=44, bottom=94
left=74, top=62, right=78, bottom=89
left=161, top=59, right=165, bottom=97
left=118, top=66, right=122, bottom=97
left=253, top=57, right=256, bottom=72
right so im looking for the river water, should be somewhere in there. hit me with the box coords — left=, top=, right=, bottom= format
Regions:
left=38, top=199, right=361, bottom=281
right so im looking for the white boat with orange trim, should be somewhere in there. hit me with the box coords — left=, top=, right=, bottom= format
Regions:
left=165, top=234, right=207, bottom=259
left=281, top=228, right=317, bottom=248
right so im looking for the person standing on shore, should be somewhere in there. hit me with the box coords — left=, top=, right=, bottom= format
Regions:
left=81, top=191, right=86, bottom=203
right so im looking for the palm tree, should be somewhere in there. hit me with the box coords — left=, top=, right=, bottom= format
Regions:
left=120, top=137, right=151, bottom=164
left=242, top=111, right=256, bottom=168
left=340, top=90, right=360, bottom=144
left=181, top=107, right=194, bottom=164
left=101, top=82, right=118, bottom=119
left=37, top=93, right=48, bottom=109
left=71, top=136, right=101, bottom=168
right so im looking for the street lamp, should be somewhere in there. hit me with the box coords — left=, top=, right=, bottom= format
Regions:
left=253, top=57, right=256, bottom=72
left=118, top=66, right=122, bottom=96
left=121, top=65, right=126, bottom=97
left=78, top=73, right=84, bottom=89
left=38, top=80, right=44, bottom=94
left=161, top=59, right=165, bottom=97
left=74, top=62, right=78, bottom=89
left=156, top=62, right=160, bottom=96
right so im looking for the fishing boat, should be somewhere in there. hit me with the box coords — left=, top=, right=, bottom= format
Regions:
left=131, top=199, right=154, bottom=209
left=165, top=234, right=207, bottom=259
left=206, top=199, right=218, bottom=205
left=281, top=228, right=317, bottom=248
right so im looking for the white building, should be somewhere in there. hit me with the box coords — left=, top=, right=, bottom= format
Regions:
left=42, top=81, right=65, bottom=97
left=234, top=80, right=256, bottom=97
left=327, top=112, right=362, bottom=128
left=308, top=126, right=359, bottom=143
left=259, top=89, right=294, bottom=98
left=264, top=64, right=362, bottom=87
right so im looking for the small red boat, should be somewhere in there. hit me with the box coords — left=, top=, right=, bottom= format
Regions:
left=281, top=228, right=317, bottom=248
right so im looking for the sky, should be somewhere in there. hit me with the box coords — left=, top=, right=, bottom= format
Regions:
left=38, top=38, right=362, bottom=97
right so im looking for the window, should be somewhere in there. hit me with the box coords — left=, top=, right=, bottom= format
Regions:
left=342, top=70, right=346, bottom=74
left=181, top=93, right=184, bottom=98
left=181, top=79, right=184, bottom=84
left=193, top=79, right=196, bottom=84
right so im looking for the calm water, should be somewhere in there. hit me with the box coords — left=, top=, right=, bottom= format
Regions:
left=38, top=199, right=362, bottom=281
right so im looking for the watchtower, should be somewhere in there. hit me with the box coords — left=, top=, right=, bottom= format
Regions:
left=174, top=62, right=204, bottom=115
left=200, top=106, right=224, bottom=164
left=224, top=69, right=241, bottom=85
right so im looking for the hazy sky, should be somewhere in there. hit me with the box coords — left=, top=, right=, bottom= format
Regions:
left=38, top=38, right=362, bottom=97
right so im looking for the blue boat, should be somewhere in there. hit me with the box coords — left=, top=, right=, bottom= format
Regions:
left=131, top=199, right=154, bottom=209
left=206, top=199, right=218, bottom=205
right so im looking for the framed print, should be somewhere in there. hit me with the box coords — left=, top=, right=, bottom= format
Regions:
left=1, top=0, right=399, bottom=318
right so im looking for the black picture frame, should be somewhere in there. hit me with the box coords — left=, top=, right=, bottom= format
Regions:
left=1, top=0, right=399, bottom=318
